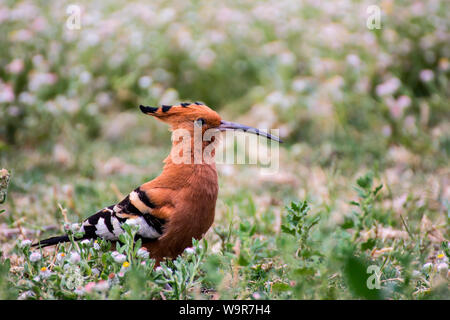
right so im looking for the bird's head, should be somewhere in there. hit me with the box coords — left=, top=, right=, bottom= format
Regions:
left=139, top=102, right=282, bottom=142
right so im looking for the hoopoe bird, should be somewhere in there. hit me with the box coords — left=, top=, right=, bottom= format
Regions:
left=33, top=102, right=281, bottom=265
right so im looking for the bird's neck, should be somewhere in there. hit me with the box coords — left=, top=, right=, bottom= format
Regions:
left=151, top=133, right=219, bottom=190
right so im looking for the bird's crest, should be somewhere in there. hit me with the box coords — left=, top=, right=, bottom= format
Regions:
left=139, top=102, right=282, bottom=142
left=139, top=102, right=222, bottom=127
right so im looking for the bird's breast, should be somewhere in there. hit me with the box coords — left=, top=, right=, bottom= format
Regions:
left=170, top=164, right=218, bottom=237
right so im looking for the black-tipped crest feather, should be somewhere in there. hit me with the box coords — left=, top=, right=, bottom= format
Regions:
left=140, top=105, right=158, bottom=114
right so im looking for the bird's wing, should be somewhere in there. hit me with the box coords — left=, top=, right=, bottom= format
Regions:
left=80, top=186, right=169, bottom=242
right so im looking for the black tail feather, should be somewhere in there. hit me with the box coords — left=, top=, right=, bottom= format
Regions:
left=32, top=235, right=71, bottom=248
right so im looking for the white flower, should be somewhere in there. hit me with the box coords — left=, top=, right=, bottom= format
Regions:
left=33, top=276, right=40, bottom=282
left=292, top=78, right=308, bottom=92
left=252, top=292, right=262, bottom=300
left=74, top=287, right=85, bottom=296
left=19, top=92, right=35, bottom=105
left=346, top=54, right=361, bottom=67
left=94, top=280, right=109, bottom=291
left=138, top=76, right=153, bottom=88
left=40, top=267, right=52, bottom=279
left=376, top=77, right=401, bottom=96
left=29, top=252, right=42, bottom=262
left=437, top=263, right=448, bottom=276
left=69, top=252, right=81, bottom=264
left=80, top=239, right=91, bottom=246
left=164, top=267, right=173, bottom=275
left=197, top=48, right=216, bottom=69
left=382, top=125, right=392, bottom=137
left=155, top=266, right=163, bottom=273
left=20, top=239, right=32, bottom=248
left=184, top=247, right=195, bottom=255
left=113, top=253, right=126, bottom=264
left=79, top=71, right=91, bottom=84
left=278, top=51, right=295, bottom=65
left=386, top=95, right=411, bottom=119
left=96, top=92, right=111, bottom=107
left=419, top=69, right=434, bottom=82
left=91, top=268, right=100, bottom=276
left=56, top=252, right=66, bottom=262
left=137, top=248, right=149, bottom=259
left=0, top=83, right=14, bottom=103
left=422, top=262, right=433, bottom=273
left=436, top=253, right=448, bottom=263
left=93, top=241, right=100, bottom=250
left=397, top=95, right=411, bottom=109
left=6, top=59, right=24, bottom=74
left=158, top=88, right=178, bottom=105
left=266, top=90, right=285, bottom=105
left=28, top=72, right=57, bottom=91
left=18, top=290, right=35, bottom=300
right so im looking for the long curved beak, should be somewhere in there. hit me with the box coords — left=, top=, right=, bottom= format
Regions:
left=218, top=120, right=283, bottom=143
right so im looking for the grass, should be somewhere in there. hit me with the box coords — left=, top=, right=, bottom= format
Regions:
left=1, top=163, right=448, bottom=299
left=0, top=0, right=449, bottom=300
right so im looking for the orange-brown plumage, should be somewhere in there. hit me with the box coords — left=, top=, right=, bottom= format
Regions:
left=33, top=102, right=281, bottom=266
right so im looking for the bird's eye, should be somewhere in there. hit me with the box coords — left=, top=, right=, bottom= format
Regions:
left=195, top=118, right=206, bottom=127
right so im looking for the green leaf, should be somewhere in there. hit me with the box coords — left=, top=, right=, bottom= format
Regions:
left=237, top=253, right=250, bottom=266
left=281, top=225, right=295, bottom=236
left=361, top=238, right=376, bottom=251
left=272, top=282, right=291, bottom=292
left=343, top=255, right=382, bottom=300
left=349, top=201, right=360, bottom=207
left=294, top=267, right=315, bottom=276
left=341, top=216, right=355, bottom=229
left=102, top=253, right=109, bottom=265
left=373, top=184, right=383, bottom=196
left=357, top=173, right=373, bottom=189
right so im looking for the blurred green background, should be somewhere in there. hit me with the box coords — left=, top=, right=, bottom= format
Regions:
left=0, top=0, right=449, bottom=299
left=1, top=0, right=449, bottom=166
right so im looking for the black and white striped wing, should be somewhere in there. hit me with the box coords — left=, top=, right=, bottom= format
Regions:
left=80, top=187, right=166, bottom=242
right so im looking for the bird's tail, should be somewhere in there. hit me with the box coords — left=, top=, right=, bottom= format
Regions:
left=32, top=235, right=71, bottom=248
